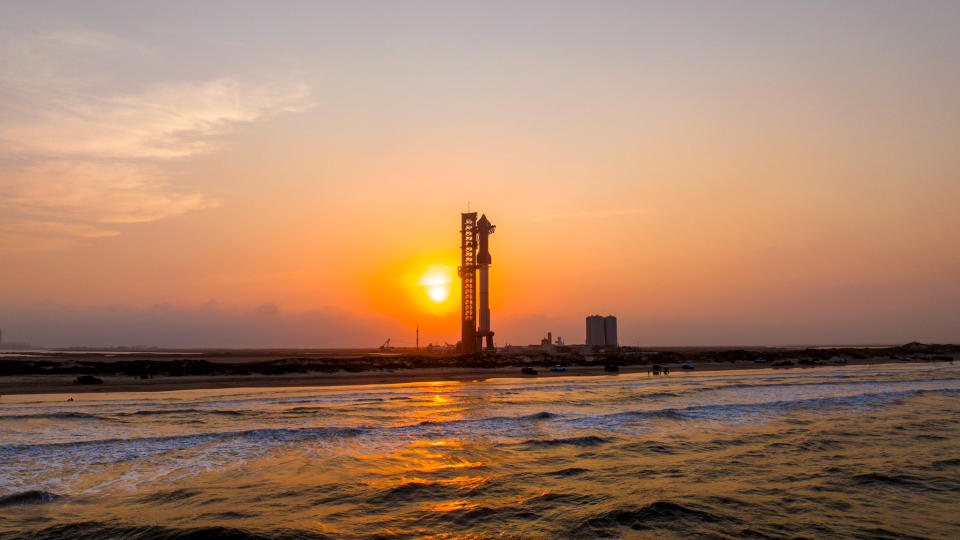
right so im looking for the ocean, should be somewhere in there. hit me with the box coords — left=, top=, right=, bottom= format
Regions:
left=1, top=362, right=958, bottom=538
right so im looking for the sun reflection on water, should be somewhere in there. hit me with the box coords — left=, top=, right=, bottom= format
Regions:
left=404, top=382, right=467, bottom=423
left=412, top=440, right=463, bottom=448
left=426, top=500, right=480, bottom=512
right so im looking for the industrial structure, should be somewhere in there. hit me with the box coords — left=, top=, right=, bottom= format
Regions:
left=539, top=332, right=564, bottom=350
left=459, top=212, right=496, bottom=353
left=586, top=315, right=618, bottom=348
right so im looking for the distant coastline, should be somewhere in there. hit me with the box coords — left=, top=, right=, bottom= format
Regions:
left=0, top=342, right=954, bottom=396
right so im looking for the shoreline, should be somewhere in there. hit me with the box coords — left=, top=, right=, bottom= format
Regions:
left=0, top=356, right=947, bottom=397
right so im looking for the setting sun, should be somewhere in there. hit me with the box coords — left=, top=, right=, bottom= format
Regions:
left=418, top=266, right=454, bottom=304
left=427, top=284, right=448, bottom=303
left=365, top=256, right=459, bottom=341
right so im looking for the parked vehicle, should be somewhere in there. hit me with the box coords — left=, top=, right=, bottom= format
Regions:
left=551, top=365, right=566, bottom=372
left=521, top=367, right=538, bottom=375
left=604, top=365, right=620, bottom=372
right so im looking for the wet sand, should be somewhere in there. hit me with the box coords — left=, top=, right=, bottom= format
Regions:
left=0, top=356, right=933, bottom=396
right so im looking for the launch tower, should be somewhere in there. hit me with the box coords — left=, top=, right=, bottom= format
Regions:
left=459, top=212, right=477, bottom=353
left=459, top=211, right=496, bottom=353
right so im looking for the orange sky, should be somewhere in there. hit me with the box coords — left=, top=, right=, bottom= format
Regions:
left=0, top=2, right=958, bottom=347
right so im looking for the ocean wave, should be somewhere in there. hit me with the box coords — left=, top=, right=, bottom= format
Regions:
left=0, top=426, right=367, bottom=455
left=414, top=411, right=559, bottom=428
left=283, top=406, right=330, bottom=413
left=410, top=503, right=540, bottom=529
left=0, top=412, right=115, bottom=422
left=685, top=376, right=960, bottom=395
left=518, top=436, right=610, bottom=447
left=850, top=473, right=926, bottom=487
left=136, top=488, right=203, bottom=505
left=546, top=467, right=590, bottom=476
left=0, top=490, right=61, bottom=507
left=116, top=408, right=252, bottom=417
left=0, top=523, right=333, bottom=540
left=522, top=411, right=559, bottom=420
left=618, top=441, right=677, bottom=454
left=571, top=388, right=960, bottom=428
left=640, top=391, right=680, bottom=398
left=524, top=491, right=604, bottom=507
left=365, top=480, right=486, bottom=504
left=0, top=408, right=257, bottom=423
left=5, top=388, right=954, bottom=460
left=572, top=501, right=728, bottom=534
left=852, top=527, right=930, bottom=540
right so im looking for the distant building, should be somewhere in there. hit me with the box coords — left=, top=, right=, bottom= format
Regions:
left=604, top=316, right=618, bottom=347
left=586, top=315, right=606, bottom=346
left=586, top=315, right=618, bottom=348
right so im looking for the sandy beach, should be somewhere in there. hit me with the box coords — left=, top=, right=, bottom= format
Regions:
left=0, top=355, right=939, bottom=396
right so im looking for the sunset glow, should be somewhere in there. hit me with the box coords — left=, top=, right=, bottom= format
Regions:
left=0, top=2, right=957, bottom=349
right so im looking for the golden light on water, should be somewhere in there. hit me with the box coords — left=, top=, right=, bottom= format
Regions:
left=426, top=500, right=480, bottom=512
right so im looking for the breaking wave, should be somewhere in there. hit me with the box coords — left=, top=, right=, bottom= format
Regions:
left=0, top=426, right=367, bottom=455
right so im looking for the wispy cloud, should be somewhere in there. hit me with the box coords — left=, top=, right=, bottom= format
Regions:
left=0, top=161, right=218, bottom=233
left=528, top=207, right=648, bottom=222
left=1, top=220, right=121, bottom=239
left=0, top=24, right=312, bottom=249
left=0, top=219, right=123, bottom=253
left=1, top=79, right=312, bottom=160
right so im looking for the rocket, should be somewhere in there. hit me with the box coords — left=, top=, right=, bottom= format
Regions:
left=476, top=214, right=495, bottom=350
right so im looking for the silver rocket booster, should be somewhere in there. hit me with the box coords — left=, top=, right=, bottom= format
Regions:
left=476, top=214, right=495, bottom=350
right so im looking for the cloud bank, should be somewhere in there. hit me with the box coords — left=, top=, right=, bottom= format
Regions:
left=0, top=24, right=311, bottom=249
left=1, top=303, right=401, bottom=349
left=4, top=300, right=954, bottom=349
